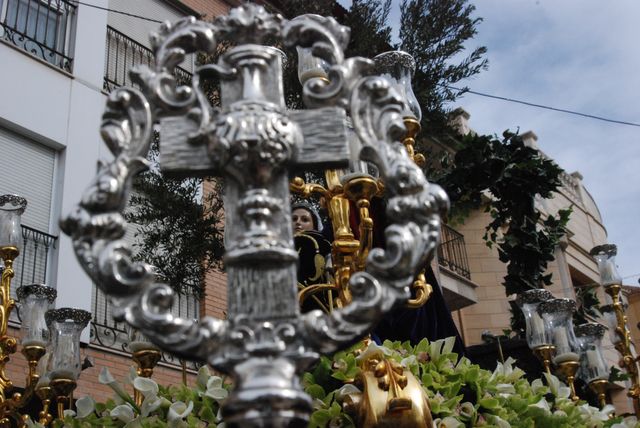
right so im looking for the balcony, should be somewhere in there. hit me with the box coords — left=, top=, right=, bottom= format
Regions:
left=438, top=223, right=471, bottom=279
left=13, top=225, right=57, bottom=288
left=104, top=25, right=192, bottom=92
left=0, top=0, right=76, bottom=71
left=437, top=223, right=477, bottom=310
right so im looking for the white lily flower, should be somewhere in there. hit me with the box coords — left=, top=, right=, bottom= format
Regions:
left=400, top=354, right=418, bottom=368
left=140, top=395, right=163, bottom=417
left=529, top=397, right=551, bottom=415
left=543, top=372, right=571, bottom=399
left=486, top=414, right=511, bottom=428
left=531, top=378, right=548, bottom=395
left=356, top=341, right=392, bottom=363
left=197, top=365, right=211, bottom=391
left=496, top=383, right=515, bottom=396
left=133, top=376, right=159, bottom=399
left=99, top=367, right=132, bottom=403
left=205, top=376, right=228, bottom=402
left=75, top=396, right=96, bottom=418
left=336, top=383, right=361, bottom=400
left=62, top=409, right=76, bottom=418
left=110, top=404, right=135, bottom=423
left=433, top=416, right=464, bottom=428
left=24, top=418, right=45, bottom=428
left=168, top=401, right=194, bottom=427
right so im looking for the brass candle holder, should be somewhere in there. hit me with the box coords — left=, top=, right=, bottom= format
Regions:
left=36, top=385, right=53, bottom=426
left=50, top=378, right=76, bottom=421
left=132, top=348, right=162, bottom=406
left=22, top=345, right=46, bottom=386
left=555, top=359, right=580, bottom=402
left=589, top=379, right=609, bottom=409
left=0, top=246, right=19, bottom=405
left=533, top=344, right=556, bottom=376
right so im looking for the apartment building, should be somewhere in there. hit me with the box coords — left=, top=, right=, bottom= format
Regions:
left=0, top=0, right=233, bottom=400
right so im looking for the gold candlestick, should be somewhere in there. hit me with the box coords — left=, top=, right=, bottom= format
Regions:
left=0, top=246, right=19, bottom=405
left=533, top=344, right=555, bottom=376
left=132, top=349, right=162, bottom=406
left=21, top=345, right=46, bottom=387
left=605, top=284, right=640, bottom=416
left=589, top=379, right=609, bottom=410
left=556, top=360, right=580, bottom=402
left=36, top=386, right=53, bottom=426
left=50, top=378, right=77, bottom=421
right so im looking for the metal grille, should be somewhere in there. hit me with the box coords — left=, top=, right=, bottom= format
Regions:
left=0, top=0, right=77, bottom=71
left=437, top=223, right=471, bottom=280
left=103, top=25, right=192, bottom=92
left=90, top=283, right=201, bottom=369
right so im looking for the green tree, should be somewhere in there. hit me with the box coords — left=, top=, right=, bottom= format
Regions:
left=399, top=0, right=488, bottom=125
left=126, top=135, right=225, bottom=296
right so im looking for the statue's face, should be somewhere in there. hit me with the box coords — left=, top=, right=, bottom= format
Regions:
left=292, top=208, right=315, bottom=233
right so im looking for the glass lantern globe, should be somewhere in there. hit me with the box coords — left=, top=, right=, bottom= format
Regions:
left=516, top=288, right=554, bottom=349
left=45, top=308, right=91, bottom=381
left=575, top=323, right=608, bottom=383
left=0, top=194, right=27, bottom=251
left=590, top=244, right=622, bottom=288
left=296, top=46, right=329, bottom=84
left=17, top=284, right=57, bottom=348
left=538, top=298, right=579, bottom=364
left=373, top=51, right=421, bottom=121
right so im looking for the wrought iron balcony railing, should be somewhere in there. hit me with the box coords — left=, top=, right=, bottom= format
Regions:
left=104, top=25, right=192, bottom=92
left=14, top=224, right=58, bottom=287
left=0, top=0, right=76, bottom=71
left=90, top=284, right=201, bottom=370
left=438, top=223, right=471, bottom=280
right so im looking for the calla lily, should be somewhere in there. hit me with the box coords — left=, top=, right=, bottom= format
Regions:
left=529, top=397, right=551, bottom=415
left=75, top=396, right=96, bottom=418
left=140, top=395, right=164, bottom=417
left=458, top=401, right=475, bottom=420
left=433, top=416, right=464, bottom=428
left=197, top=365, right=211, bottom=391
left=63, top=409, right=76, bottom=418
left=133, top=376, right=159, bottom=398
left=99, top=367, right=133, bottom=404
left=110, top=403, right=135, bottom=423
left=168, top=400, right=194, bottom=427
left=335, top=383, right=361, bottom=400
left=205, top=376, right=228, bottom=401
left=355, top=341, right=392, bottom=363
left=543, top=373, right=570, bottom=399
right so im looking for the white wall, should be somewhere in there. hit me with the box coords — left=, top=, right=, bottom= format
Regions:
left=0, top=1, right=109, bottom=340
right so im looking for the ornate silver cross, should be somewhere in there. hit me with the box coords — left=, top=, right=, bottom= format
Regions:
left=61, top=5, right=448, bottom=426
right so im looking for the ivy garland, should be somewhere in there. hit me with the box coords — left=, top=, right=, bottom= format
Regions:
left=425, top=131, right=573, bottom=332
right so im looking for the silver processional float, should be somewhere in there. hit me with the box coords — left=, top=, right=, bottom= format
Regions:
left=60, top=4, right=448, bottom=427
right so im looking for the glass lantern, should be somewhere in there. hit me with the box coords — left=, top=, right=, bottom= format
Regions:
left=575, top=323, right=608, bottom=383
left=590, top=244, right=622, bottom=288
left=296, top=46, right=329, bottom=84
left=538, top=298, right=579, bottom=364
left=45, top=308, right=91, bottom=381
left=373, top=51, right=421, bottom=121
left=17, top=284, right=57, bottom=348
left=0, top=194, right=27, bottom=251
left=516, top=288, right=554, bottom=349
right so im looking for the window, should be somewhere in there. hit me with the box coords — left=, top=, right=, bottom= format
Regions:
left=0, top=0, right=77, bottom=71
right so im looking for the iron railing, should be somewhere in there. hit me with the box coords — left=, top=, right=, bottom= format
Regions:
left=90, top=285, right=201, bottom=369
left=15, top=225, right=57, bottom=287
left=0, top=0, right=76, bottom=71
left=104, top=25, right=192, bottom=92
left=438, top=223, right=471, bottom=280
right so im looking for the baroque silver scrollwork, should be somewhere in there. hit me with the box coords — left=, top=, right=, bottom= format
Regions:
left=61, top=4, right=448, bottom=426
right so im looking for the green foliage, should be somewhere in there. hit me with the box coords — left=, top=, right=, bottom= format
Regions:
left=399, top=0, right=488, bottom=124
left=304, top=338, right=624, bottom=428
left=430, top=131, right=572, bottom=332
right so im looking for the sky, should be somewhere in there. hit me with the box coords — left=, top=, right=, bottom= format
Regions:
left=340, top=0, right=639, bottom=284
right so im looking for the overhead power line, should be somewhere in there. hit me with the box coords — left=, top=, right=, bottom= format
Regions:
left=76, top=1, right=163, bottom=23
left=76, top=2, right=640, bottom=129
left=443, top=84, right=640, bottom=128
